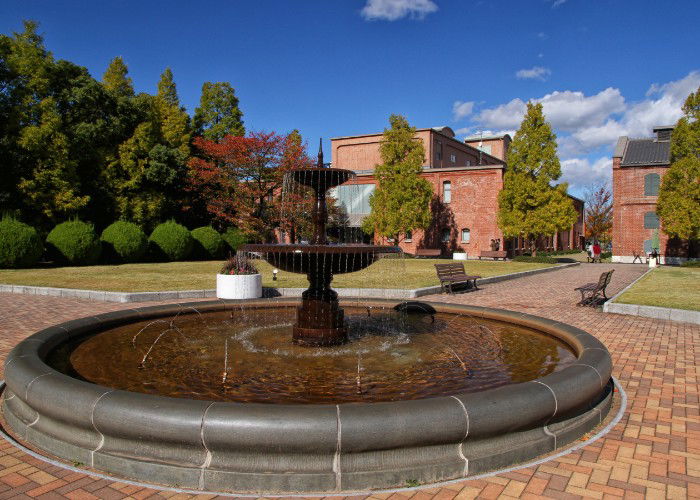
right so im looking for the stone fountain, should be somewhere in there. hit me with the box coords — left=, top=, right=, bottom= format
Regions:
left=241, top=142, right=399, bottom=346
left=1, top=139, right=615, bottom=494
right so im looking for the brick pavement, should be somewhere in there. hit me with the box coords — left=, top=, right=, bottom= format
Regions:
left=0, top=262, right=697, bottom=499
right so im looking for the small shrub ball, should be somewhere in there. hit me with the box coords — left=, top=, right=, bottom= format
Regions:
left=46, top=220, right=101, bottom=266
left=0, top=217, right=43, bottom=268
left=191, top=226, right=224, bottom=259
left=222, top=227, right=248, bottom=254
left=101, top=221, right=148, bottom=263
left=148, top=221, right=193, bottom=261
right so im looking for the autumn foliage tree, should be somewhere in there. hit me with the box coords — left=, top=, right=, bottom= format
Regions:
left=584, top=182, right=613, bottom=245
left=188, top=130, right=309, bottom=241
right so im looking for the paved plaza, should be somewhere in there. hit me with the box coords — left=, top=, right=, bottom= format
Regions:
left=0, top=263, right=697, bottom=499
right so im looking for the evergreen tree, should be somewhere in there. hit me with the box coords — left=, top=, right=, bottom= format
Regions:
left=361, top=114, right=433, bottom=242
left=670, top=86, right=700, bottom=161
left=497, top=102, right=577, bottom=255
left=102, top=56, right=134, bottom=98
left=193, top=82, right=244, bottom=141
left=657, top=86, right=700, bottom=254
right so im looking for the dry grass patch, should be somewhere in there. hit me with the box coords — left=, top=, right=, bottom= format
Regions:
left=614, top=266, right=700, bottom=311
left=0, top=258, right=556, bottom=292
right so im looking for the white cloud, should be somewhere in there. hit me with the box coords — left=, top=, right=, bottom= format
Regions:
left=516, top=66, right=551, bottom=81
left=551, top=0, right=567, bottom=7
left=473, top=87, right=626, bottom=132
left=454, top=70, right=700, bottom=193
left=537, top=32, right=548, bottom=40
left=452, top=100, right=474, bottom=121
left=360, top=0, right=438, bottom=21
left=560, top=157, right=612, bottom=188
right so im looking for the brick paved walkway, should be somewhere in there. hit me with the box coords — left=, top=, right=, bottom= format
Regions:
left=0, top=263, right=698, bottom=499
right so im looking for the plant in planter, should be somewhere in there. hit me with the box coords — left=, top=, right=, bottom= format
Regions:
left=216, top=254, right=262, bottom=299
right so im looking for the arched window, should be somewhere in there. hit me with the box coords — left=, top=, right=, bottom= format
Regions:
left=461, top=228, right=470, bottom=243
left=441, top=228, right=450, bottom=243
left=644, top=212, right=659, bottom=229
left=644, top=173, right=660, bottom=196
left=443, top=181, right=451, bottom=203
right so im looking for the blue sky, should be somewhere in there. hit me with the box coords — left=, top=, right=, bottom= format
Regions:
left=3, top=0, right=699, bottom=196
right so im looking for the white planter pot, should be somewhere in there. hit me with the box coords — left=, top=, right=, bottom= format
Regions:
left=648, top=257, right=658, bottom=268
left=452, top=252, right=468, bottom=260
left=216, top=273, right=262, bottom=299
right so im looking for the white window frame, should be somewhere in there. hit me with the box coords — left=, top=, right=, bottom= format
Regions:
left=443, top=181, right=451, bottom=204
left=461, top=228, right=470, bottom=243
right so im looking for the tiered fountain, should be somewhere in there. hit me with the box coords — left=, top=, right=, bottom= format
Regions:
left=241, top=143, right=399, bottom=346
left=2, top=140, right=615, bottom=494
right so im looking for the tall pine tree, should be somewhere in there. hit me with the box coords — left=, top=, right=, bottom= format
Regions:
left=361, top=114, right=433, bottom=243
left=102, top=56, right=134, bottom=98
left=193, top=82, right=244, bottom=141
left=497, top=102, right=577, bottom=255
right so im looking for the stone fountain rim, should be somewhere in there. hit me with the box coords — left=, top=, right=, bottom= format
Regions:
left=2, top=298, right=613, bottom=493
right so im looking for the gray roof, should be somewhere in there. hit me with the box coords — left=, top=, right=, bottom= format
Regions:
left=620, top=139, right=670, bottom=166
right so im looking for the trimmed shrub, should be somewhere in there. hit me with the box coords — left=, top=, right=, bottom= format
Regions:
left=149, top=221, right=193, bottom=261
left=100, top=221, right=148, bottom=263
left=191, top=226, right=224, bottom=260
left=681, top=260, right=700, bottom=268
left=512, top=255, right=557, bottom=264
left=222, top=227, right=248, bottom=254
left=0, top=217, right=43, bottom=268
left=46, top=220, right=101, bottom=265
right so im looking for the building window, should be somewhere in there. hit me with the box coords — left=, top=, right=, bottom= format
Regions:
left=644, top=212, right=659, bottom=229
left=643, top=239, right=653, bottom=254
left=405, top=230, right=412, bottom=242
left=443, top=181, right=451, bottom=203
left=466, top=160, right=471, bottom=166
left=450, top=154, right=456, bottom=163
left=441, top=228, right=450, bottom=243
left=461, top=228, right=470, bottom=243
left=436, top=140, right=442, bottom=161
left=644, top=173, right=660, bottom=196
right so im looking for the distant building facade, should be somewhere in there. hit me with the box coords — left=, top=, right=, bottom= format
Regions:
left=611, top=126, right=680, bottom=263
left=330, top=127, right=584, bottom=257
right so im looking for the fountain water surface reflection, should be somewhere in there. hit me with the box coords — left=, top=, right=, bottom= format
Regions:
left=48, top=305, right=576, bottom=404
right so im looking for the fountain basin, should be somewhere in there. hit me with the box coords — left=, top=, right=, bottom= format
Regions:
left=241, top=244, right=401, bottom=274
left=2, top=299, right=613, bottom=493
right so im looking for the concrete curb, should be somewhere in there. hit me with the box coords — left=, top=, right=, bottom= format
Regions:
left=0, top=262, right=580, bottom=303
left=603, top=268, right=700, bottom=325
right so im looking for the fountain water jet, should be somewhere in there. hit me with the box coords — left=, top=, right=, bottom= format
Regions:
left=241, top=140, right=399, bottom=346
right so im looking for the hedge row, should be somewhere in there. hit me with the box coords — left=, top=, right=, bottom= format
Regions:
left=0, top=217, right=248, bottom=268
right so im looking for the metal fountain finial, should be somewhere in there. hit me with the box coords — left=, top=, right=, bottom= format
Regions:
left=317, top=138, right=324, bottom=168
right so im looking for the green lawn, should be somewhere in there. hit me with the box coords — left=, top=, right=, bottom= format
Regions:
left=0, top=258, right=557, bottom=292
left=614, top=266, right=700, bottom=311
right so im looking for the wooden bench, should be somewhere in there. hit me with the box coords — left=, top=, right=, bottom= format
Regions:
left=479, top=250, right=507, bottom=260
left=415, top=249, right=441, bottom=258
left=435, top=263, right=481, bottom=294
left=575, top=270, right=614, bottom=306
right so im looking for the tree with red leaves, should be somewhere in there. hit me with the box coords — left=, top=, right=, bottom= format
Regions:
left=188, top=130, right=311, bottom=241
left=584, top=182, right=613, bottom=245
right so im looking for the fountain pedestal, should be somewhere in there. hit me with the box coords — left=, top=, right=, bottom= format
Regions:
left=242, top=141, right=400, bottom=346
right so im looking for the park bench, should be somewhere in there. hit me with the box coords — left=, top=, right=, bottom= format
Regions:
left=434, top=263, right=481, bottom=294
left=575, top=270, right=614, bottom=306
left=479, top=250, right=507, bottom=260
left=415, top=248, right=441, bottom=258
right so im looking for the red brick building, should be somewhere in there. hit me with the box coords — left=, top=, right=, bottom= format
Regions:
left=330, top=127, right=584, bottom=257
left=612, top=126, right=678, bottom=263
